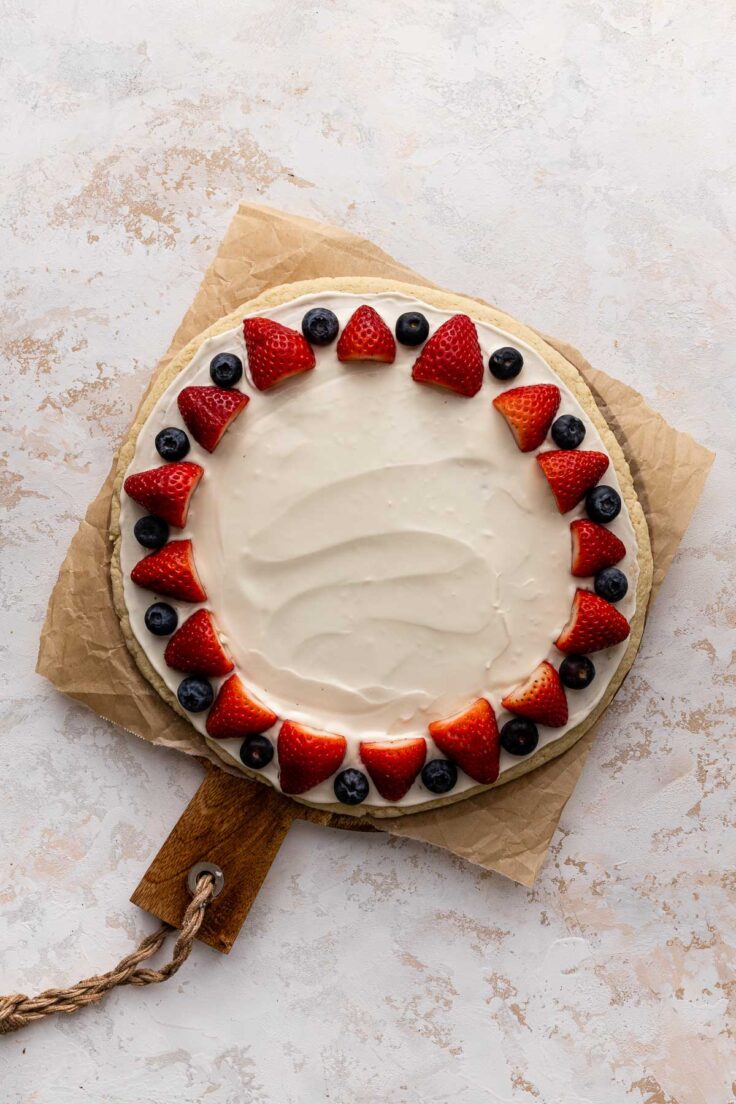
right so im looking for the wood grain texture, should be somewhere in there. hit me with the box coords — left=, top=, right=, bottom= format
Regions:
left=131, top=765, right=376, bottom=952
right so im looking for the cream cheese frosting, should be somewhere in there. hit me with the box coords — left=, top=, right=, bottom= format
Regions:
left=119, top=292, right=639, bottom=807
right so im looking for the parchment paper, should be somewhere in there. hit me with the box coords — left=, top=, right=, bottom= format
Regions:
left=36, top=203, right=714, bottom=886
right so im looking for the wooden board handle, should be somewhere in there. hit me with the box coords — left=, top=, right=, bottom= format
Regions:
left=131, top=767, right=301, bottom=953
left=132, top=765, right=376, bottom=953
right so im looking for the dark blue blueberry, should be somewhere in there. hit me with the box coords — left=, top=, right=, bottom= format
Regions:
left=155, top=426, right=190, bottom=461
left=134, top=514, right=169, bottom=549
left=209, top=352, right=243, bottom=388
left=144, top=601, right=178, bottom=636
left=395, top=311, right=429, bottom=347
left=421, top=759, right=458, bottom=794
left=551, top=414, right=586, bottom=449
left=595, top=567, right=628, bottom=603
left=333, top=768, right=370, bottom=805
left=585, top=485, right=622, bottom=523
left=302, top=307, right=339, bottom=346
left=177, top=676, right=214, bottom=713
left=240, top=734, right=274, bottom=770
left=559, top=654, right=596, bottom=690
left=489, top=346, right=523, bottom=380
left=500, top=717, right=539, bottom=756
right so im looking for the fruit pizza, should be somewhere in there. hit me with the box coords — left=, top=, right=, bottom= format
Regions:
left=110, top=279, right=652, bottom=816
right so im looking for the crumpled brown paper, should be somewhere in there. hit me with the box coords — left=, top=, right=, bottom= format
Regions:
left=37, top=203, right=714, bottom=886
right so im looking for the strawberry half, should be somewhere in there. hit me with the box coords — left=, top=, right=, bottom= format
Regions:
left=130, top=539, right=207, bottom=602
left=359, top=738, right=426, bottom=801
left=336, top=305, right=396, bottom=363
left=536, top=450, right=609, bottom=513
left=177, top=386, right=249, bottom=453
left=277, top=721, right=347, bottom=795
left=501, top=661, right=568, bottom=727
left=242, top=317, right=316, bottom=391
left=428, top=698, right=500, bottom=784
left=206, top=674, right=277, bottom=739
left=124, top=461, right=203, bottom=528
left=163, top=609, right=234, bottom=676
left=570, top=519, right=626, bottom=577
left=493, top=384, right=561, bottom=452
left=411, top=314, right=483, bottom=397
left=555, top=589, right=630, bottom=653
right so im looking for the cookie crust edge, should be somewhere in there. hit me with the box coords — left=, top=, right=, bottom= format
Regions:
left=109, top=277, right=654, bottom=818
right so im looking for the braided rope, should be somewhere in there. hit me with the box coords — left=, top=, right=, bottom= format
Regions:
left=0, top=873, right=215, bottom=1035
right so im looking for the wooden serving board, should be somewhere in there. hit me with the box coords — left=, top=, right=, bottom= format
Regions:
left=131, top=764, right=376, bottom=953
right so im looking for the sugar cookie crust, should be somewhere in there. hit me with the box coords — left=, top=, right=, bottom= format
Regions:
left=110, top=277, right=653, bottom=817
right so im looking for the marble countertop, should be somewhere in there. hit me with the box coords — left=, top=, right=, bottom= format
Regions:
left=1, top=2, right=733, bottom=1101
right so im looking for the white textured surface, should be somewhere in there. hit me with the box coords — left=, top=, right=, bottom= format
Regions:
left=1, top=2, right=733, bottom=1101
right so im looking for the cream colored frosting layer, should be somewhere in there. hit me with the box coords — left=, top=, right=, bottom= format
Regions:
left=119, top=292, right=638, bottom=806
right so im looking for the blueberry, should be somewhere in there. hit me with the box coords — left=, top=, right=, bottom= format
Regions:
left=395, top=311, right=429, bottom=347
left=134, top=514, right=169, bottom=550
left=155, top=427, right=190, bottom=462
left=302, top=307, right=339, bottom=346
left=144, top=601, right=178, bottom=636
left=240, top=734, right=275, bottom=770
left=595, top=567, right=628, bottom=603
left=500, top=717, right=539, bottom=756
left=177, top=676, right=214, bottom=713
left=333, top=768, right=370, bottom=805
left=489, top=346, right=523, bottom=380
left=585, top=485, right=622, bottom=523
left=559, top=654, right=596, bottom=690
left=421, top=759, right=458, bottom=794
left=551, top=414, right=586, bottom=449
left=209, top=352, right=243, bottom=388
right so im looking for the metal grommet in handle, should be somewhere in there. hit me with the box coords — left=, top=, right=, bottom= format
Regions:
left=187, top=861, right=225, bottom=898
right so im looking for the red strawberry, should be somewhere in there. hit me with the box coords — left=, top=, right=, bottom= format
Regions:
left=242, top=317, right=316, bottom=391
left=177, top=386, right=249, bottom=453
left=130, top=539, right=207, bottom=602
left=124, top=461, right=203, bottom=528
left=163, top=609, right=234, bottom=676
left=277, top=720, right=347, bottom=795
left=411, top=314, right=484, bottom=397
left=501, top=661, right=569, bottom=727
left=493, top=384, right=561, bottom=452
left=570, top=519, right=626, bottom=577
left=536, top=450, right=609, bottom=513
left=206, top=674, right=277, bottom=738
left=428, top=698, right=500, bottom=784
left=555, top=589, right=630, bottom=653
left=336, top=305, right=396, bottom=363
left=359, top=738, right=426, bottom=801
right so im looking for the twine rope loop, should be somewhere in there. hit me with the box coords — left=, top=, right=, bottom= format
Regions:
left=0, top=872, right=215, bottom=1035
